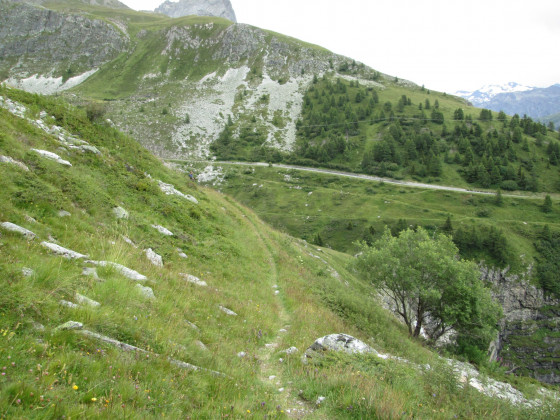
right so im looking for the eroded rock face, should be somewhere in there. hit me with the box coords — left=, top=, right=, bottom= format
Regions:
left=0, top=2, right=128, bottom=78
left=482, top=266, right=560, bottom=385
left=155, top=0, right=237, bottom=22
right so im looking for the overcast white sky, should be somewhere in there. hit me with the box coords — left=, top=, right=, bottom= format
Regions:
left=120, top=0, right=560, bottom=93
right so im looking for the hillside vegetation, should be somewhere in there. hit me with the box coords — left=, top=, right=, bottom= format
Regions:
left=1, top=87, right=558, bottom=418
left=212, top=76, right=560, bottom=193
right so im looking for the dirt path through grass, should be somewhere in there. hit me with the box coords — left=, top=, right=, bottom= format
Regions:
left=231, top=201, right=315, bottom=418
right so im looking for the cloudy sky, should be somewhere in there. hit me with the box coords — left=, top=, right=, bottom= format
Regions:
left=120, top=0, right=560, bottom=93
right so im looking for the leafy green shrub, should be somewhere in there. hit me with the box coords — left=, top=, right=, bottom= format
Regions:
left=500, top=180, right=519, bottom=191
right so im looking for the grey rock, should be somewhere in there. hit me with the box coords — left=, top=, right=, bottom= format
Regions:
left=75, top=293, right=100, bottom=308
left=151, top=224, right=174, bottom=236
left=237, top=351, right=247, bottom=358
left=145, top=248, right=163, bottom=267
left=135, top=284, right=155, bottom=299
left=195, top=340, right=208, bottom=351
left=79, top=329, right=147, bottom=352
left=87, top=260, right=147, bottom=282
left=112, top=206, right=129, bottom=219
left=316, top=396, right=326, bottom=405
left=77, top=328, right=225, bottom=376
left=0, top=222, right=36, bottom=239
left=82, top=267, right=99, bottom=279
left=55, top=321, right=83, bottom=331
left=22, top=267, right=35, bottom=277
left=0, top=155, right=29, bottom=171
left=31, top=149, right=71, bottom=166
left=157, top=181, right=198, bottom=204
left=60, top=299, right=79, bottom=309
left=180, top=273, right=207, bottom=287
left=304, top=333, right=374, bottom=361
left=41, top=241, right=88, bottom=259
left=32, top=321, right=45, bottom=331
left=219, top=305, right=237, bottom=316
left=24, top=215, right=37, bottom=223
left=185, top=320, right=199, bottom=331
left=57, top=210, right=71, bottom=217
left=121, top=235, right=137, bottom=248
left=283, top=346, right=298, bottom=355
left=155, top=0, right=237, bottom=22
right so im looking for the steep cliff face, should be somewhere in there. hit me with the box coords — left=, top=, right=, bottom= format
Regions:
left=0, top=1, right=128, bottom=79
left=483, top=266, right=560, bottom=385
left=155, top=0, right=237, bottom=22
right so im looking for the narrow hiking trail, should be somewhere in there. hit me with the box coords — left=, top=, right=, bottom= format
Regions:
left=230, top=201, right=316, bottom=418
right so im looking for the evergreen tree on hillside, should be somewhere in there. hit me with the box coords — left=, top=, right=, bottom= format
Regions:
left=543, top=194, right=553, bottom=213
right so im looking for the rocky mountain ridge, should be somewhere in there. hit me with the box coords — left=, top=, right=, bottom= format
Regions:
left=0, top=1, right=129, bottom=81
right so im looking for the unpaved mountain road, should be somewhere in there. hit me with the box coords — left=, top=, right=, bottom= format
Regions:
left=173, top=160, right=548, bottom=199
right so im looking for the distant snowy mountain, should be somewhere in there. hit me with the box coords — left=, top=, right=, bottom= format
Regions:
left=455, top=82, right=534, bottom=107
left=456, top=83, right=560, bottom=126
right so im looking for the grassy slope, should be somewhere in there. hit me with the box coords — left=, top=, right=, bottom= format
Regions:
left=193, top=164, right=559, bottom=268
left=0, top=88, right=556, bottom=418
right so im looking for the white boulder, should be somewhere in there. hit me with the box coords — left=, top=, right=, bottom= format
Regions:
left=151, top=224, right=174, bottom=236
left=31, top=149, right=72, bottom=166
left=41, top=242, right=88, bottom=259
left=145, top=248, right=163, bottom=267
left=1, top=222, right=36, bottom=239
left=180, top=273, right=207, bottom=287
left=136, top=284, right=155, bottom=299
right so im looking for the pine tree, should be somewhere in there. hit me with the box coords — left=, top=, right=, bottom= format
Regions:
left=543, top=194, right=553, bottom=213
left=494, top=189, right=503, bottom=206
left=442, top=216, right=453, bottom=234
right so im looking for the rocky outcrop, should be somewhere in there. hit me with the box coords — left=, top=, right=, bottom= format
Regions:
left=303, top=333, right=374, bottom=360
left=482, top=266, right=560, bottom=385
left=0, top=2, right=128, bottom=78
left=155, top=0, right=237, bottom=22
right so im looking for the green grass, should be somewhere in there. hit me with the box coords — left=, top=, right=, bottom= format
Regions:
left=196, top=163, right=559, bottom=267
left=0, top=87, right=557, bottom=418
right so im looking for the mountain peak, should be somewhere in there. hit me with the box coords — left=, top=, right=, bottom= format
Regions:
left=155, top=0, right=237, bottom=22
left=455, top=82, right=534, bottom=106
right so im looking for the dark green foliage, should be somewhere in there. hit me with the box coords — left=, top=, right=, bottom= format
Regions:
left=535, top=227, right=560, bottom=298
left=542, top=194, right=553, bottom=213
left=494, top=189, right=503, bottom=206
left=479, top=109, right=493, bottom=121
left=355, top=228, right=500, bottom=344
left=441, top=216, right=453, bottom=234
left=453, top=225, right=513, bottom=267
left=85, top=102, right=107, bottom=122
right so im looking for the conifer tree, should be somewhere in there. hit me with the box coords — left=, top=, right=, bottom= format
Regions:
left=543, top=194, right=553, bottom=213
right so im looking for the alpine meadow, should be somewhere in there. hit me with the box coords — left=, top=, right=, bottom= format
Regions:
left=0, top=0, right=559, bottom=418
